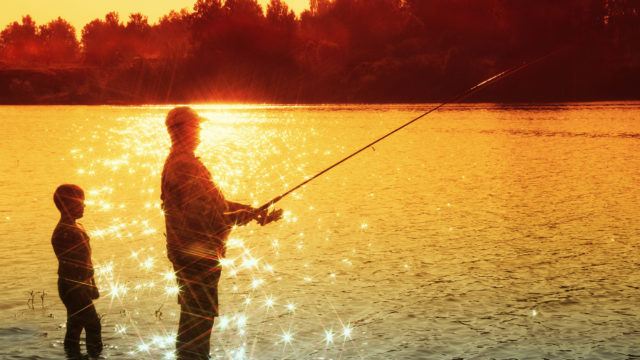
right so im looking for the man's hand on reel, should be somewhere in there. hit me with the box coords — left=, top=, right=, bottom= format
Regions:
left=255, top=208, right=283, bottom=226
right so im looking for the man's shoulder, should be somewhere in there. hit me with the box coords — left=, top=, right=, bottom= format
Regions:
left=164, top=152, right=208, bottom=178
left=165, top=152, right=200, bottom=169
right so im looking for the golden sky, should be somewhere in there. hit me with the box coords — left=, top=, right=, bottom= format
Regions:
left=0, top=0, right=310, bottom=31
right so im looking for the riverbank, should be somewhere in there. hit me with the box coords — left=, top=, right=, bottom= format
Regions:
left=1, top=42, right=638, bottom=105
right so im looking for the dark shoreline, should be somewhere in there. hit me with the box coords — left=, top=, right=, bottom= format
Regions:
left=1, top=64, right=638, bottom=105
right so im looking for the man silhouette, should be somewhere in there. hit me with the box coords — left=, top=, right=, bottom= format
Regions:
left=161, top=107, right=282, bottom=359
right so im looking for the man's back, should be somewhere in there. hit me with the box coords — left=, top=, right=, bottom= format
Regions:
left=161, top=151, right=230, bottom=265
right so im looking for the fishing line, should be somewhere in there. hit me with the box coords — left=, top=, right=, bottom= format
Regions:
left=258, top=47, right=569, bottom=212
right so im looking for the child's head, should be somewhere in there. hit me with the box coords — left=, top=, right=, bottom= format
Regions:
left=53, top=184, right=85, bottom=219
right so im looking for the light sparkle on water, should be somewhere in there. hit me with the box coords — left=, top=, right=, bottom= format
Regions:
left=63, top=108, right=364, bottom=358
left=324, top=328, right=335, bottom=345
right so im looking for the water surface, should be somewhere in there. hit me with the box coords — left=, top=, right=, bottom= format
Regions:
left=0, top=103, right=639, bottom=359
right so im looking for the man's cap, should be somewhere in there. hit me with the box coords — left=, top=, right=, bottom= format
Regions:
left=165, top=106, right=205, bottom=129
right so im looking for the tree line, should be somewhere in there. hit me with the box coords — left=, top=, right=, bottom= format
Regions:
left=1, top=0, right=638, bottom=103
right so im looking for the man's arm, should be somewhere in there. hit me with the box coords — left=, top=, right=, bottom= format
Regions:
left=225, top=201, right=284, bottom=226
left=224, top=201, right=258, bottom=226
left=225, top=201, right=282, bottom=226
left=166, top=158, right=282, bottom=228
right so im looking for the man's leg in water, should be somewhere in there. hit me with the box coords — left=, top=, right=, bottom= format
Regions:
left=176, top=304, right=214, bottom=360
left=173, top=262, right=220, bottom=359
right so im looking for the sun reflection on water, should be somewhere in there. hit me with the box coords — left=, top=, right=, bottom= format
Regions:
left=66, top=107, right=363, bottom=358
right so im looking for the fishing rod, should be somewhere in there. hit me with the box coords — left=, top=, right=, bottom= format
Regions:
left=257, top=47, right=568, bottom=212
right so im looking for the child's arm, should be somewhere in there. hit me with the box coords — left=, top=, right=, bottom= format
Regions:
left=89, top=277, right=100, bottom=299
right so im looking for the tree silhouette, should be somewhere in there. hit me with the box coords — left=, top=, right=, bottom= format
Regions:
left=39, top=17, right=80, bottom=64
left=124, top=13, right=153, bottom=59
left=0, top=16, right=40, bottom=64
left=81, top=12, right=126, bottom=66
left=0, top=0, right=639, bottom=103
left=154, top=9, right=192, bottom=60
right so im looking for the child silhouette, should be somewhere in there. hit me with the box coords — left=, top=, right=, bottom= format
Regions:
left=51, top=184, right=102, bottom=359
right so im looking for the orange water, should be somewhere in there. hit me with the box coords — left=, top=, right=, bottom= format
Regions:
left=0, top=103, right=639, bottom=359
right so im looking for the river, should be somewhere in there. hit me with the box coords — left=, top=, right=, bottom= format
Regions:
left=0, top=103, right=638, bottom=359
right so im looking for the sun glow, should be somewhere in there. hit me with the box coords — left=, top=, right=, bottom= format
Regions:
left=58, top=105, right=367, bottom=358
